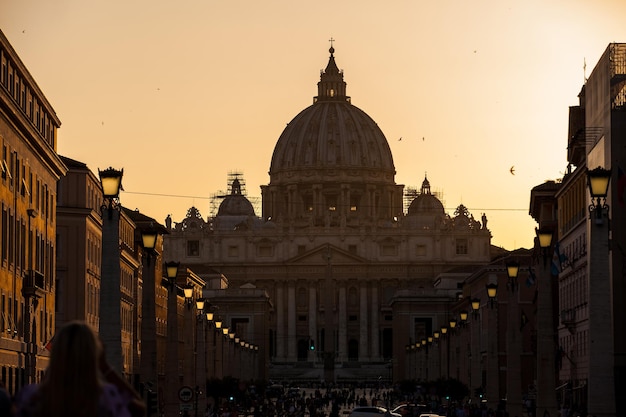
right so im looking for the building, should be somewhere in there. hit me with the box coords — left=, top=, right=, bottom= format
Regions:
left=165, top=45, right=493, bottom=383
left=552, top=43, right=626, bottom=416
left=0, top=29, right=67, bottom=393
left=56, top=156, right=105, bottom=330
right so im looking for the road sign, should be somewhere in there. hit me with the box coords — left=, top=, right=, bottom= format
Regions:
left=178, top=386, right=194, bottom=402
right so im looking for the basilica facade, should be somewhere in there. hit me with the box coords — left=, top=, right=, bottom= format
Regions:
left=165, top=46, right=492, bottom=382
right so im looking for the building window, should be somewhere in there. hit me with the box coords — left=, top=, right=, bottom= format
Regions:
left=257, top=244, right=273, bottom=257
left=381, top=243, right=397, bottom=256
left=455, top=238, right=468, bottom=255
left=297, top=245, right=306, bottom=255
left=187, top=240, right=199, bottom=257
left=298, top=315, right=307, bottom=321
left=228, top=245, right=239, bottom=257
left=348, top=245, right=357, bottom=255
left=349, top=315, right=357, bottom=321
left=416, top=245, right=427, bottom=256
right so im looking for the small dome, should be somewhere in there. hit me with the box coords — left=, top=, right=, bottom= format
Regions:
left=407, top=176, right=445, bottom=216
left=217, top=179, right=255, bottom=216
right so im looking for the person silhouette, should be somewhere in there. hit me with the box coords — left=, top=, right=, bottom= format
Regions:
left=14, top=320, right=144, bottom=417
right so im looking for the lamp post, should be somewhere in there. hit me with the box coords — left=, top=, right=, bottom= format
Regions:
left=586, top=166, right=615, bottom=417
left=23, top=209, right=40, bottom=385
left=469, top=297, right=481, bottom=402
left=485, top=277, right=499, bottom=410
left=535, top=227, right=558, bottom=417
left=214, top=319, right=223, bottom=379
left=486, top=283, right=498, bottom=309
left=98, top=167, right=124, bottom=374
left=506, top=260, right=523, bottom=417
left=139, top=225, right=161, bottom=415
left=184, top=287, right=208, bottom=417
left=459, top=310, right=468, bottom=326
left=164, top=261, right=180, bottom=417
left=195, top=298, right=207, bottom=417
left=471, top=298, right=480, bottom=319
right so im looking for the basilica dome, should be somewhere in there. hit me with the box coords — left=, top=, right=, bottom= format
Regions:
left=217, top=179, right=255, bottom=216
left=268, top=46, right=396, bottom=186
left=408, top=176, right=445, bottom=216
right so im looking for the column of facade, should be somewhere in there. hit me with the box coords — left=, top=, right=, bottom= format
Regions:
left=313, top=185, right=321, bottom=219
left=338, top=284, right=347, bottom=362
left=370, top=285, right=379, bottom=360
left=359, top=284, right=369, bottom=361
left=287, top=185, right=296, bottom=218
left=309, top=285, right=317, bottom=361
left=287, top=282, right=297, bottom=361
left=276, top=283, right=285, bottom=361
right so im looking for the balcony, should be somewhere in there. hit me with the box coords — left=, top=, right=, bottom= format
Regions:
left=561, top=308, right=576, bottom=334
left=22, top=270, right=46, bottom=299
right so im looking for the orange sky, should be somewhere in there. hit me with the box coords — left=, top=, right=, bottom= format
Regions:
left=2, top=0, right=626, bottom=250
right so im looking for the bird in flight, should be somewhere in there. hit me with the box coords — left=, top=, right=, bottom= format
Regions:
left=398, top=137, right=402, bottom=141
left=510, top=166, right=515, bottom=175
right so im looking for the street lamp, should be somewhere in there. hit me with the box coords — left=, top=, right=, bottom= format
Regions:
left=536, top=227, right=553, bottom=266
left=183, top=284, right=195, bottom=310
left=182, top=285, right=208, bottom=417
left=164, top=261, right=180, bottom=417
left=99, top=167, right=123, bottom=215
left=457, top=310, right=468, bottom=329
left=506, top=258, right=523, bottom=417
left=165, top=261, right=180, bottom=281
left=587, top=166, right=611, bottom=220
left=471, top=298, right=480, bottom=319
left=139, top=222, right=164, bottom=416
left=98, top=167, right=124, bottom=373
left=506, top=260, right=520, bottom=292
left=534, top=224, right=558, bottom=417
left=449, top=318, right=457, bottom=331
left=586, top=166, right=616, bottom=417
left=486, top=283, right=498, bottom=309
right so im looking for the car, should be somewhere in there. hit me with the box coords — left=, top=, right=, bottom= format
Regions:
left=392, top=404, right=431, bottom=417
left=349, top=406, right=402, bottom=417
left=391, top=404, right=413, bottom=417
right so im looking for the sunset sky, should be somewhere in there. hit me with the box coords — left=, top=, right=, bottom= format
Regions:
left=2, top=0, right=626, bottom=250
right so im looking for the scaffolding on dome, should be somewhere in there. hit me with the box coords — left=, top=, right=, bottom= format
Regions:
left=209, top=171, right=260, bottom=217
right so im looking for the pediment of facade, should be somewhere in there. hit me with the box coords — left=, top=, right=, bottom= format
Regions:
left=285, top=244, right=367, bottom=265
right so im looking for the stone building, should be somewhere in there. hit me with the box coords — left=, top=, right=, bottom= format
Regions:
left=0, top=29, right=67, bottom=393
left=165, top=46, right=492, bottom=382
left=553, top=43, right=626, bottom=416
